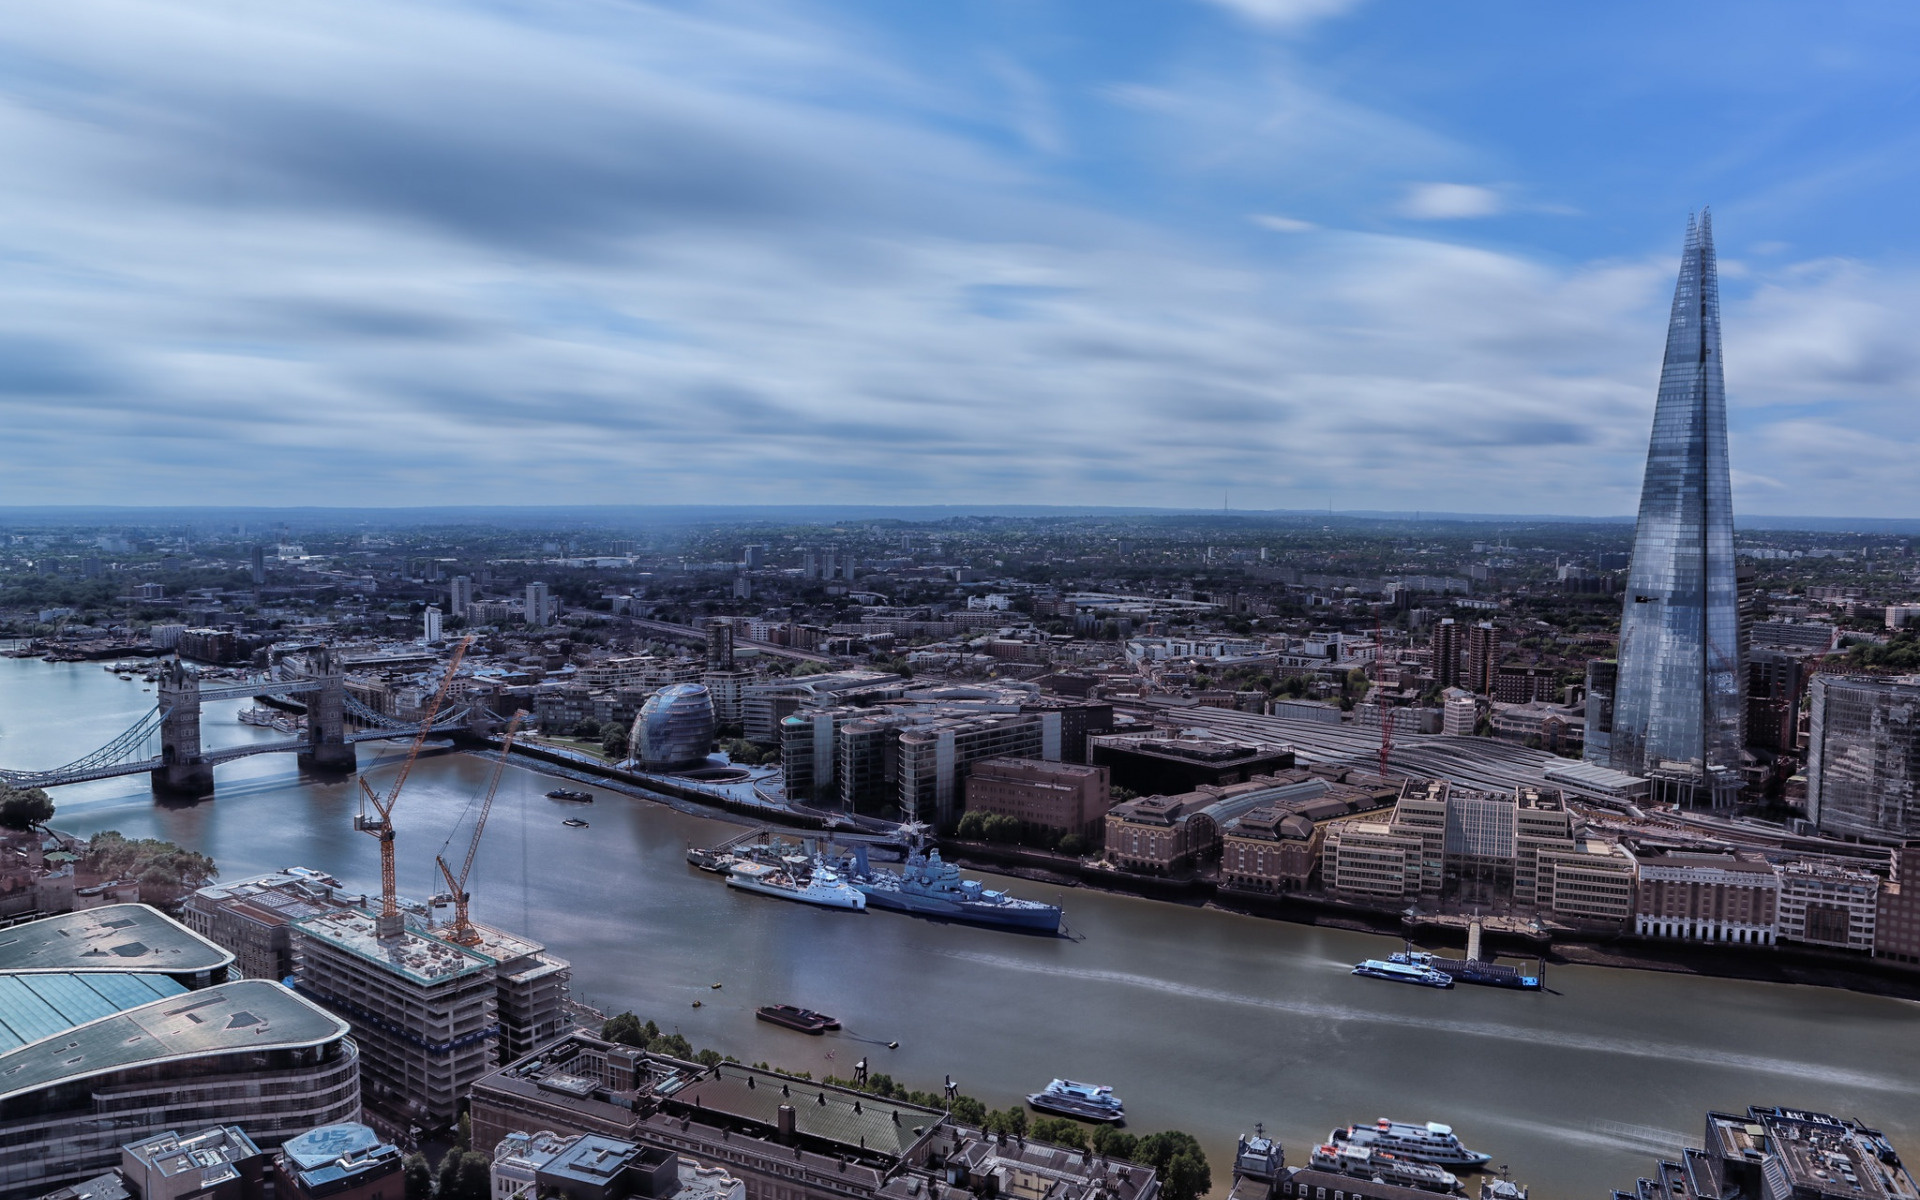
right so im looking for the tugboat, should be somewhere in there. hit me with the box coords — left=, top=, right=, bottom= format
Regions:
left=726, top=862, right=867, bottom=911
left=845, top=843, right=1061, bottom=934
left=547, top=788, right=594, bottom=802
left=1333, top=1120, right=1492, bottom=1169
left=1026, top=1079, right=1125, bottom=1123
left=1351, top=958, right=1454, bottom=988
left=755, top=1004, right=840, bottom=1034
left=1309, top=1141, right=1461, bottom=1194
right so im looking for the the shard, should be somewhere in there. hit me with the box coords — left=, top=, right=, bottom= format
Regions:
left=1608, top=210, right=1744, bottom=807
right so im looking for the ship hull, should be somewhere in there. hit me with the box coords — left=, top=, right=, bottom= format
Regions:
left=1026, top=1094, right=1125, bottom=1123
left=728, top=875, right=867, bottom=910
left=857, top=886, right=1060, bottom=933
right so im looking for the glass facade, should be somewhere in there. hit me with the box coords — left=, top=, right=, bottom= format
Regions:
left=1807, top=675, right=1920, bottom=840
left=1610, top=211, right=1744, bottom=805
left=634, top=683, right=717, bottom=768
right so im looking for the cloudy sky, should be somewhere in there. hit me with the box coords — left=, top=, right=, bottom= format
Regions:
left=2, top=1, right=1916, bottom=515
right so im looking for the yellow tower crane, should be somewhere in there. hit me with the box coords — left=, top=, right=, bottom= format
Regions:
left=356, top=635, right=472, bottom=939
left=434, top=709, right=528, bottom=947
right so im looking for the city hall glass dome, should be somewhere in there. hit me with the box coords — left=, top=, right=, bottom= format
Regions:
left=632, top=683, right=716, bottom=769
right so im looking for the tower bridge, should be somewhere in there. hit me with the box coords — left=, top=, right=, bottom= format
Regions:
left=0, top=658, right=482, bottom=799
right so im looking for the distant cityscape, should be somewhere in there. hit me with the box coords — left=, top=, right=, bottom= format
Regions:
left=1, top=216, right=1916, bottom=1199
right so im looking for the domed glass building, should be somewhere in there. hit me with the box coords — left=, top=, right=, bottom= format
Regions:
left=631, top=682, right=716, bottom=769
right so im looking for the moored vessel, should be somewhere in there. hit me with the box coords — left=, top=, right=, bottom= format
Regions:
left=846, top=844, right=1061, bottom=934
left=726, top=861, right=867, bottom=911
left=1390, top=950, right=1540, bottom=992
left=1026, top=1078, right=1124, bottom=1123
left=1334, top=1119, right=1492, bottom=1169
left=1309, top=1141, right=1460, bottom=1194
left=547, top=788, right=594, bottom=802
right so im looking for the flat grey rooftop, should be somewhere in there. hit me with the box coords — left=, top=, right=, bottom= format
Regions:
left=0, top=904, right=234, bottom=976
left=0, top=971, right=186, bottom=1053
left=0, top=977, right=349, bottom=1101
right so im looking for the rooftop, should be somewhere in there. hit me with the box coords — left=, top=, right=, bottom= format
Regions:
left=279, top=1123, right=403, bottom=1191
left=0, top=971, right=186, bottom=1053
left=667, top=1062, right=945, bottom=1160
left=0, top=978, right=349, bottom=1102
left=124, top=1126, right=262, bottom=1189
left=0, top=904, right=234, bottom=977
left=292, top=908, right=494, bottom=986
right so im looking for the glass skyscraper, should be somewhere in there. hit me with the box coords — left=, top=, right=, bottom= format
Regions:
left=1608, top=211, right=1744, bottom=806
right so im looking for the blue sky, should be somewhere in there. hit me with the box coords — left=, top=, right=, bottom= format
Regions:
left=1, top=0, right=1916, bottom=515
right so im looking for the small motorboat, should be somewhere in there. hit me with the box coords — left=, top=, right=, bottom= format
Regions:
left=547, top=788, right=594, bottom=802
left=562, top=818, right=589, bottom=828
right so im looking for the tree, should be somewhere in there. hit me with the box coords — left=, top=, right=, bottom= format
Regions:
left=603, top=1011, right=651, bottom=1048
left=451, top=1151, right=493, bottom=1200
left=0, top=786, right=53, bottom=831
left=1134, top=1132, right=1210, bottom=1200
left=1090, top=1126, right=1138, bottom=1161
left=402, top=1154, right=432, bottom=1200
left=602, top=723, right=629, bottom=758
left=1029, top=1117, right=1089, bottom=1150
left=79, top=831, right=216, bottom=899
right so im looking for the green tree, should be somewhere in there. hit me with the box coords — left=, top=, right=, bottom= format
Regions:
left=402, top=1154, right=432, bottom=1200
left=79, top=831, right=216, bottom=899
left=1134, top=1132, right=1210, bottom=1200
left=1056, top=833, right=1087, bottom=857
left=1090, top=1126, right=1138, bottom=1161
left=603, top=1011, right=651, bottom=1047
left=602, top=723, right=629, bottom=758
left=0, top=786, right=53, bottom=831
left=452, top=1150, right=493, bottom=1200
left=948, top=1094, right=988, bottom=1125
left=1029, top=1117, right=1089, bottom=1150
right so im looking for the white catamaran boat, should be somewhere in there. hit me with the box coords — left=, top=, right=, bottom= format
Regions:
left=1333, top=1120, right=1492, bottom=1168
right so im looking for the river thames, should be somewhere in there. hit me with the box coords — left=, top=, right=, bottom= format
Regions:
left=4, top=656, right=1917, bottom=1196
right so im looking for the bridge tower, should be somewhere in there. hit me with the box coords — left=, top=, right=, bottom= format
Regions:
left=298, top=650, right=356, bottom=775
left=151, top=660, right=214, bottom=799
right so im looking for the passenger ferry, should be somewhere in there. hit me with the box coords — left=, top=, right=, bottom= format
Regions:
left=726, top=861, right=867, bottom=911
left=1351, top=959, right=1454, bottom=988
left=1309, top=1141, right=1461, bottom=1194
left=1334, top=1120, right=1493, bottom=1168
left=1026, top=1079, right=1125, bottom=1123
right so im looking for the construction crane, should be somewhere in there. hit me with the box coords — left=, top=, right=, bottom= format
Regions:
left=356, top=635, right=472, bottom=938
left=434, top=710, right=528, bottom=947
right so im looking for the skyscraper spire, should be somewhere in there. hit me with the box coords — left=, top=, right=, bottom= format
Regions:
left=1608, top=210, right=1744, bottom=807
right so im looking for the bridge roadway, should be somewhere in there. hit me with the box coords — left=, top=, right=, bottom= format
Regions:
left=1124, top=699, right=1573, bottom=795
left=622, top=616, right=835, bottom=664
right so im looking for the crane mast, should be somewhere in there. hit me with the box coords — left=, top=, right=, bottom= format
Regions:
left=435, top=710, right=528, bottom=947
left=356, top=635, right=472, bottom=939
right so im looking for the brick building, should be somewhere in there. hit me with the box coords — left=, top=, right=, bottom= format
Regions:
left=1875, top=842, right=1920, bottom=968
left=1634, top=851, right=1779, bottom=945
left=1776, top=859, right=1880, bottom=952
left=1218, top=807, right=1321, bottom=894
left=963, top=758, right=1112, bottom=840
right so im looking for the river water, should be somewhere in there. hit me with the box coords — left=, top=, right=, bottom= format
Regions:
left=4, top=657, right=1917, bottom=1196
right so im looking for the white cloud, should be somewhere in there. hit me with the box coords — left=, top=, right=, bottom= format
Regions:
left=1251, top=213, right=1316, bottom=233
left=1401, top=182, right=1505, bottom=220
left=1196, top=0, right=1365, bottom=30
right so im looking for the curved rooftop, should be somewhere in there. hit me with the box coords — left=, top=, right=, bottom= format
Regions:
left=0, top=977, right=350, bottom=1102
left=0, top=904, right=234, bottom=978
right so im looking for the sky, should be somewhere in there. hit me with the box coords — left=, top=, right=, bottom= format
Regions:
left=1, top=1, right=1917, bottom=516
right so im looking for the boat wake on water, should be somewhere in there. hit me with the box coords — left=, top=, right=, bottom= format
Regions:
left=929, top=950, right=1920, bottom=1094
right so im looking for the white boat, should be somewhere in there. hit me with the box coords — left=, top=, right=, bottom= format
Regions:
left=1335, top=1120, right=1492, bottom=1168
left=1310, top=1141, right=1460, bottom=1194
left=726, top=861, right=867, bottom=911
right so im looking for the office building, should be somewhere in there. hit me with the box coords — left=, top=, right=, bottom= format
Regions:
left=1429, top=618, right=1462, bottom=689
left=741, top=544, right=764, bottom=570
left=250, top=545, right=268, bottom=586
left=273, top=1124, right=403, bottom=1200
left=1633, top=850, right=1778, bottom=945
left=964, top=758, right=1112, bottom=840
left=1583, top=658, right=1617, bottom=765
left=1089, top=729, right=1295, bottom=795
left=1746, top=649, right=1806, bottom=751
left=122, top=1127, right=269, bottom=1200
left=1610, top=211, right=1744, bottom=808
left=527, top=581, right=555, bottom=627
left=632, top=683, right=717, bottom=769
left=289, top=909, right=498, bottom=1127
left=0, top=907, right=358, bottom=1197
left=471, top=1036, right=1160, bottom=1200
left=1807, top=675, right=1920, bottom=841
left=1219, top=805, right=1323, bottom=893
left=1606, top=1106, right=1917, bottom=1200
left=705, top=621, right=734, bottom=670
left=423, top=604, right=443, bottom=643
left=183, top=868, right=367, bottom=981
left=1876, top=842, right=1920, bottom=968
left=1775, top=859, right=1879, bottom=952
left=740, top=671, right=908, bottom=741
left=450, top=575, right=474, bottom=619
left=898, top=710, right=1055, bottom=826
left=489, top=1131, right=690, bottom=1200
left=1465, top=621, right=1499, bottom=695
